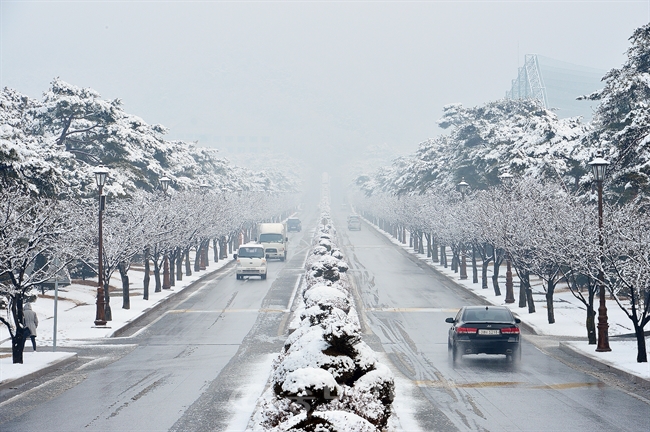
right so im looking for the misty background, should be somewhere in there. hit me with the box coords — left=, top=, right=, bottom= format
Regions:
left=1, top=0, right=648, bottom=178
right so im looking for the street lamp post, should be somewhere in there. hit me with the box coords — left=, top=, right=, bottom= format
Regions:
left=458, top=178, right=469, bottom=280
left=94, top=166, right=108, bottom=326
left=589, top=150, right=611, bottom=352
left=160, top=177, right=172, bottom=290
left=499, top=173, right=516, bottom=304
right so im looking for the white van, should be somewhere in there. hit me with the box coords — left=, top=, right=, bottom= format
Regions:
left=258, top=223, right=288, bottom=261
left=235, top=243, right=267, bottom=280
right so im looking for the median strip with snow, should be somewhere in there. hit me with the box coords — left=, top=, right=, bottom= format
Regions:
left=251, top=183, right=394, bottom=432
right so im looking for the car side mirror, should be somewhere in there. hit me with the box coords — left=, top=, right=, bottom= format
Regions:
left=285, top=237, right=288, bottom=242
left=445, top=317, right=455, bottom=323
left=233, top=254, right=237, bottom=260
left=515, top=318, right=521, bottom=324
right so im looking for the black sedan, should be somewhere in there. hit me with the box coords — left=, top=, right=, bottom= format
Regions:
left=446, top=306, right=521, bottom=363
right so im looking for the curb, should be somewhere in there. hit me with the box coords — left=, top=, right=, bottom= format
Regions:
left=0, top=353, right=78, bottom=391
left=558, top=342, right=650, bottom=388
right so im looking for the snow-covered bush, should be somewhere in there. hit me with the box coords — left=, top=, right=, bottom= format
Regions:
left=255, top=180, right=394, bottom=431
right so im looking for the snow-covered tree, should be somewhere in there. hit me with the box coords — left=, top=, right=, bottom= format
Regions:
left=600, top=202, right=650, bottom=362
left=0, top=186, right=75, bottom=363
left=581, top=23, right=650, bottom=201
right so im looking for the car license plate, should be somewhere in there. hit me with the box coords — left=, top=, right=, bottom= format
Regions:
left=478, top=329, right=500, bottom=335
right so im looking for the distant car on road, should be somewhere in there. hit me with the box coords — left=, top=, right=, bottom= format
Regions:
left=347, top=215, right=361, bottom=230
left=287, top=217, right=302, bottom=232
left=446, top=306, right=521, bottom=363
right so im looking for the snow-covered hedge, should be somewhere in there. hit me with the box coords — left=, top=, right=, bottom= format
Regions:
left=254, top=181, right=394, bottom=431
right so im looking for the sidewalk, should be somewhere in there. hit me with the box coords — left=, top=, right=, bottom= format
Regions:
left=363, top=218, right=650, bottom=386
left=0, top=256, right=233, bottom=389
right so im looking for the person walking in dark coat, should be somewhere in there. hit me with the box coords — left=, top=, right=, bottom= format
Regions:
left=23, top=303, right=38, bottom=351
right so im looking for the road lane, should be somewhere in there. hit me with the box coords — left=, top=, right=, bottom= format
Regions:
left=334, top=210, right=650, bottom=432
left=0, top=210, right=317, bottom=432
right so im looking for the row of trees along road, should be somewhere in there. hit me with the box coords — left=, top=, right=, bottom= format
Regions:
left=1, top=185, right=297, bottom=364
left=1, top=78, right=301, bottom=363
left=353, top=24, right=650, bottom=363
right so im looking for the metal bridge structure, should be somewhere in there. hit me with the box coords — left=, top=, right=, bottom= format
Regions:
left=506, top=54, right=549, bottom=109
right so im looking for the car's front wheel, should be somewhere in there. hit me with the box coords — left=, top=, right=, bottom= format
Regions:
left=261, top=273, right=267, bottom=280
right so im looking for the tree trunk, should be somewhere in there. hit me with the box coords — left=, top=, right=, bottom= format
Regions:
left=219, top=237, right=226, bottom=259
left=481, top=260, right=489, bottom=289
left=425, top=233, right=431, bottom=258
left=586, top=307, right=597, bottom=344
left=194, top=243, right=201, bottom=272
left=213, top=238, right=219, bottom=263
left=103, top=276, right=112, bottom=321
left=451, top=250, right=458, bottom=273
left=143, top=247, right=150, bottom=300
left=634, top=323, right=648, bottom=362
left=11, top=332, right=27, bottom=364
left=519, top=271, right=535, bottom=313
left=185, top=248, right=192, bottom=276
left=440, top=245, right=447, bottom=268
left=471, top=245, right=478, bottom=284
left=546, top=279, right=556, bottom=324
left=202, top=240, right=209, bottom=269
left=492, top=252, right=502, bottom=296
left=176, top=248, right=183, bottom=281
left=169, top=251, right=176, bottom=287
left=519, top=279, right=527, bottom=308
left=154, top=256, right=161, bottom=292
left=432, top=235, right=438, bottom=262
left=118, top=262, right=130, bottom=310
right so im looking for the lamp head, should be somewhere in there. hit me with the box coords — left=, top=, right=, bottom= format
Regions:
left=160, top=176, right=171, bottom=192
left=589, top=150, right=609, bottom=182
left=94, top=166, right=109, bottom=188
left=457, top=177, right=469, bottom=195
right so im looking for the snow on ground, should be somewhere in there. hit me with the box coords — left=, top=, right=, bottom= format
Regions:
left=0, top=254, right=232, bottom=386
left=364, top=217, right=650, bottom=382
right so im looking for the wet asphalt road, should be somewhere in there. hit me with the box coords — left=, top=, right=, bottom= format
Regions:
left=333, top=208, right=650, bottom=432
left=1, top=203, right=650, bottom=432
left=0, top=210, right=317, bottom=432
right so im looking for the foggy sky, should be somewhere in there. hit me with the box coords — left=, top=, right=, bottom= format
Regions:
left=1, top=1, right=648, bottom=169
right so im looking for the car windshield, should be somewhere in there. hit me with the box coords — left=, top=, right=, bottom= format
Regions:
left=349, top=216, right=360, bottom=221
left=463, top=308, right=512, bottom=322
left=259, top=233, right=283, bottom=243
left=238, top=247, right=264, bottom=258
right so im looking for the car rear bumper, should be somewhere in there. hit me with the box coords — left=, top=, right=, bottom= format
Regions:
left=456, top=339, right=519, bottom=355
left=236, top=267, right=266, bottom=275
